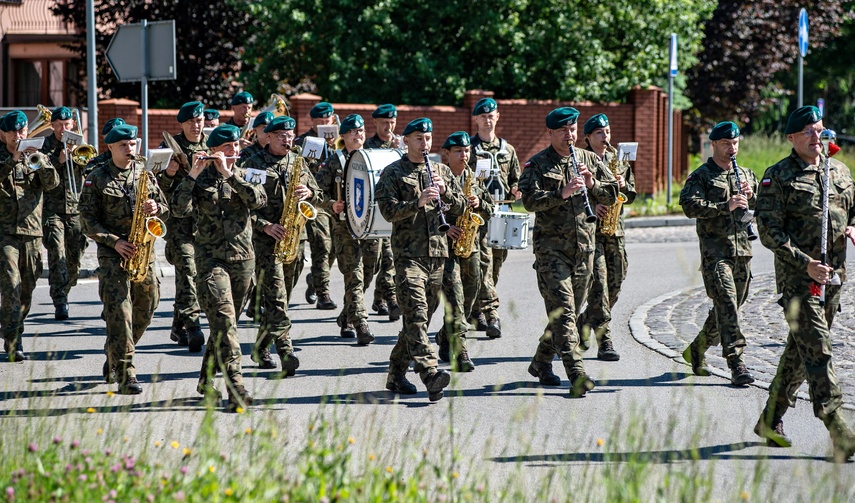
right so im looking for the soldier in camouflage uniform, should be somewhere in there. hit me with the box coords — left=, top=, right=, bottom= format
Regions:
left=86, top=118, right=125, bottom=175
left=78, top=125, right=168, bottom=394
left=679, top=121, right=757, bottom=386
left=245, top=115, right=319, bottom=374
left=0, top=110, right=59, bottom=362
left=576, top=113, right=637, bottom=361
left=363, top=104, right=401, bottom=321
left=226, top=91, right=253, bottom=135
left=435, top=131, right=493, bottom=372
left=40, top=106, right=88, bottom=320
left=203, top=109, right=220, bottom=129
left=171, top=124, right=267, bottom=411
left=157, top=102, right=208, bottom=352
left=469, top=98, right=521, bottom=339
left=754, top=106, right=855, bottom=462
left=316, top=114, right=378, bottom=345
left=519, top=107, right=617, bottom=398
left=295, top=101, right=337, bottom=310
left=376, top=117, right=462, bottom=401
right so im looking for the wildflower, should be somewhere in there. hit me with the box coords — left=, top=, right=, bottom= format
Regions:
left=104, top=448, right=112, bottom=456
left=386, top=466, right=393, bottom=474
left=124, top=457, right=136, bottom=470
left=71, top=440, right=80, bottom=449
left=224, top=488, right=233, bottom=496
left=741, top=491, right=750, bottom=501
left=123, top=437, right=129, bottom=443
left=597, top=438, right=604, bottom=447
left=235, top=407, right=244, bottom=414
left=320, top=497, right=329, bottom=503
left=111, top=463, right=121, bottom=473
left=245, top=428, right=252, bottom=435
left=97, top=429, right=103, bottom=435
left=368, top=454, right=375, bottom=461
left=174, top=491, right=185, bottom=501
left=6, top=487, right=14, bottom=499
left=182, top=448, right=191, bottom=457
left=154, top=441, right=161, bottom=447
left=476, top=484, right=485, bottom=493
left=110, top=490, right=118, bottom=498
left=208, top=465, right=216, bottom=474
left=106, top=391, right=115, bottom=397
left=171, top=441, right=180, bottom=449
left=53, top=437, right=62, bottom=445
left=78, top=474, right=87, bottom=482
left=27, top=443, right=38, bottom=453
left=348, top=436, right=355, bottom=445
left=180, top=466, right=188, bottom=475
left=452, top=472, right=459, bottom=479
left=87, top=407, right=96, bottom=413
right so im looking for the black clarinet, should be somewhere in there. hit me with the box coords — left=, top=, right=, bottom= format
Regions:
left=568, top=143, right=598, bottom=223
left=729, top=155, right=758, bottom=241
left=423, top=150, right=451, bottom=233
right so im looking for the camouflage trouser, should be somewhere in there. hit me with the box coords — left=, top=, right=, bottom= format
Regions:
left=473, top=230, right=499, bottom=320
left=305, top=211, right=334, bottom=295
left=369, top=238, right=397, bottom=305
left=284, top=240, right=306, bottom=302
left=764, top=284, right=843, bottom=421
left=335, top=232, right=380, bottom=326
left=196, top=258, right=253, bottom=392
left=436, top=255, right=467, bottom=352
left=253, top=245, right=293, bottom=355
left=458, top=243, right=483, bottom=323
left=578, top=235, right=628, bottom=346
left=164, top=232, right=202, bottom=330
left=388, top=257, right=443, bottom=382
left=692, top=256, right=751, bottom=368
left=43, top=211, right=87, bottom=306
left=361, top=238, right=380, bottom=297
left=0, top=235, right=42, bottom=349
left=531, top=250, right=593, bottom=377
left=97, top=257, right=159, bottom=381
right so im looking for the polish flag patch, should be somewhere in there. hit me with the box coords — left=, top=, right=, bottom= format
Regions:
left=761, top=178, right=771, bottom=187
left=83, top=180, right=92, bottom=187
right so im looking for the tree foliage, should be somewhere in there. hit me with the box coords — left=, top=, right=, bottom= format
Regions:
left=51, top=0, right=257, bottom=108
left=237, top=0, right=714, bottom=105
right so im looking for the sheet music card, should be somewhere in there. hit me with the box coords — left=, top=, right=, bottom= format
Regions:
left=15, top=137, right=44, bottom=152
left=475, top=158, right=492, bottom=179
left=61, top=131, right=84, bottom=148
left=301, top=137, right=326, bottom=160
left=617, top=142, right=638, bottom=162
left=244, top=168, right=267, bottom=185
left=317, top=125, right=339, bottom=145
left=146, top=149, right=173, bottom=173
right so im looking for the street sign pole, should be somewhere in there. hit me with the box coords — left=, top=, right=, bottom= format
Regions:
left=140, top=19, right=149, bottom=155
left=86, top=0, right=97, bottom=148
left=667, top=33, right=677, bottom=205
left=798, top=9, right=808, bottom=108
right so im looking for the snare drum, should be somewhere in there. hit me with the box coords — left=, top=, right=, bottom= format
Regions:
left=487, top=211, right=530, bottom=249
left=345, top=148, right=402, bottom=239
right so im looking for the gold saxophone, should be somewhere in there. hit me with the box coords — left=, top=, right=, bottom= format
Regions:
left=123, top=159, right=167, bottom=282
left=273, top=153, right=317, bottom=264
left=453, top=170, right=485, bottom=258
left=599, top=142, right=628, bottom=236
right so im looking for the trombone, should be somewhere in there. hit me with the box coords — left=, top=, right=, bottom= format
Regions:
left=61, top=109, right=97, bottom=201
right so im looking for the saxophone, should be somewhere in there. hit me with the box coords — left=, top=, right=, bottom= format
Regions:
left=273, top=153, right=317, bottom=264
left=123, top=159, right=167, bottom=282
left=598, top=142, right=628, bottom=236
left=453, top=170, right=485, bottom=258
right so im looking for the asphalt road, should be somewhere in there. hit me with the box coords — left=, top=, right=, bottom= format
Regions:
left=1, top=231, right=853, bottom=500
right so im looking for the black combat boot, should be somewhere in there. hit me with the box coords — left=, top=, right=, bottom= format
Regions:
left=731, top=364, right=755, bottom=386
left=682, top=341, right=711, bottom=376
left=455, top=349, right=475, bottom=373
left=187, top=327, right=205, bottom=353
left=4, top=339, right=26, bottom=363
left=471, top=313, right=488, bottom=332
left=424, top=369, right=451, bottom=402
left=279, top=351, right=300, bottom=377
left=316, top=293, right=337, bottom=310
left=55, top=303, right=69, bottom=321
left=597, top=340, right=620, bottom=361
left=753, top=414, right=792, bottom=448
left=569, top=373, right=595, bottom=398
left=824, top=412, right=855, bottom=463
left=340, top=323, right=356, bottom=339
left=118, top=376, right=143, bottom=395
left=486, top=317, right=502, bottom=339
left=386, top=373, right=417, bottom=395
left=226, top=384, right=253, bottom=413
left=436, top=328, right=450, bottom=362
left=252, top=346, right=277, bottom=369
left=527, top=360, right=561, bottom=386
left=355, top=323, right=375, bottom=346
left=305, top=273, right=317, bottom=304
left=372, top=300, right=389, bottom=315
left=170, top=318, right=189, bottom=346
left=388, top=301, right=401, bottom=321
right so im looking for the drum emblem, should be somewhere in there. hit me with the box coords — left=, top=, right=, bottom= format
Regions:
left=354, top=178, right=365, bottom=218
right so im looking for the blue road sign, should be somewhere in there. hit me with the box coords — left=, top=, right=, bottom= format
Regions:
left=799, top=9, right=809, bottom=58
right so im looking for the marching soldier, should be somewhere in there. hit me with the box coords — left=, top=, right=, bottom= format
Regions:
left=0, top=110, right=59, bottom=361
left=86, top=118, right=125, bottom=173
left=518, top=107, right=617, bottom=397
left=172, top=124, right=267, bottom=411
left=469, top=98, right=521, bottom=339
left=244, top=115, right=319, bottom=374
left=78, top=125, right=168, bottom=394
left=316, top=114, right=378, bottom=345
left=203, top=109, right=220, bottom=129
left=295, top=101, right=338, bottom=310
left=679, top=121, right=757, bottom=386
left=226, top=91, right=253, bottom=131
left=239, top=111, right=273, bottom=162
left=157, top=101, right=208, bottom=352
left=363, top=103, right=401, bottom=321
left=375, top=117, right=464, bottom=401
left=754, top=106, right=855, bottom=461
left=577, top=113, right=637, bottom=361
left=40, top=106, right=88, bottom=320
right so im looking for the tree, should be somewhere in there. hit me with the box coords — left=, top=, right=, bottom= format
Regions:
left=51, top=0, right=257, bottom=109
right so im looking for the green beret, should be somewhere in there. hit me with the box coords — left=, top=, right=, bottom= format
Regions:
left=583, top=113, right=609, bottom=135
left=205, top=124, right=241, bottom=148
left=51, top=106, right=73, bottom=121
left=339, top=114, right=364, bottom=134
left=177, top=101, right=204, bottom=123
left=230, top=91, right=253, bottom=106
left=402, top=117, right=432, bottom=136
left=263, top=115, right=296, bottom=133
left=253, top=111, right=274, bottom=128
left=472, top=98, right=497, bottom=116
left=203, top=109, right=220, bottom=121
left=785, top=106, right=822, bottom=134
left=372, top=104, right=397, bottom=119
left=101, top=118, right=126, bottom=136
left=104, top=124, right=138, bottom=144
left=709, top=121, right=740, bottom=141
left=0, top=110, right=28, bottom=132
left=310, top=102, right=334, bottom=119
left=442, top=131, right=470, bottom=149
left=545, top=107, right=580, bottom=130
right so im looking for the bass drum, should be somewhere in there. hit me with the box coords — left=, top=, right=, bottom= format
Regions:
left=345, top=148, right=402, bottom=239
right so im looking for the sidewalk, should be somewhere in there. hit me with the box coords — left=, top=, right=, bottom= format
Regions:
left=41, top=238, right=174, bottom=279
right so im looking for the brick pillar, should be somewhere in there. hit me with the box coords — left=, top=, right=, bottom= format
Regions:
left=627, top=87, right=662, bottom=195
left=290, top=93, right=322, bottom=134
left=463, top=89, right=494, bottom=131
left=98, top=99, right=140, bottom=141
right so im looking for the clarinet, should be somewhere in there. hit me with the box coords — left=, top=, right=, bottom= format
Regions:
left=568, top=143, right=598, bottom=223
left=729, top=155, right=758, bottom=241
left=422, top=150, right=451, bottom=233
left=819, top=129, right=839, bottom=306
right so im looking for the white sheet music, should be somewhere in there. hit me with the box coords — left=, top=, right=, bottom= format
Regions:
left=61, top=131, right=84, bottom=147
left=15, top=137, right=44, bottom=152
left=301, top=137, right=326, bottom=160
left=146, top=148, right=173, bottom=173
left=317, top=125, right=339, bottom=145
left=617, top=142, right=638, bottom=162
left=475, top=158, right=492, bottom=179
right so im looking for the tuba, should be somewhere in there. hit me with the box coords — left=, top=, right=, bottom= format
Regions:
left=598, top=142, right=628, bottom=236
left=123, top=159, right=167, bottom=282
left=273, top=152, right=317, bottom=264
left=27, top=105, right=53, bottom=138
left=453, top=170, right=485, bottom=258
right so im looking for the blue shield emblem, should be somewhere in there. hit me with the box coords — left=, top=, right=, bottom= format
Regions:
left=354, top=178, right=364, bottom=218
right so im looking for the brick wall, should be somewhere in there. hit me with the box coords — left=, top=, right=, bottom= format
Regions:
left=98, top=89, right=688, bottom=195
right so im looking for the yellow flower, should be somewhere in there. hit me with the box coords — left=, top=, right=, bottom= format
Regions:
left=597, top=438, right=604, bottom=447
left=368, top=454, right=375, bottom=461
left=154, top=441, right=161, bottom=447
left=171, top=441, right=180, bottom=449
left=235, top=407, right=244, bottom=414
left=123, top=437, right=129, bottom=443
left=96, top=428, right=103, bottom=435
left=740, top=491, right=750, bottom=501
left=209, top=465, right=216, bottom=474
left=452, top=472, right=459, bottom=479
left=225, top=488, right=233, bottom=496
left=182, top=448, right=191, bottom=456
left=86, top=407, right=95, bottom=413
left=348, top=436, right=355, bottom=445
left=386, top=466, right=393, bottom=474
left=245, top=427, right=252, bottom=435
left=106, top=391, right=115, bottom=397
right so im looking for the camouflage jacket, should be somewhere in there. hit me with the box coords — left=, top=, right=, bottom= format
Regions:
left=0, top=146, right=59, bottom=237
left=365, top=134, right=394, bottom=149
left=171, top=163, right=267, bottom=262
left=239, top=141, right=263, bottom=163
left=78, top=159, right=169, bottom=260
left=756, top=150, right=855, bottom=292
left=295, top=128, right=330, bottom=174
left=519, top=145, right=617, bottom=256
left=244, top=148, right=321, bottom=250
left=315, top=149, right=355, bottom=237
left=680, top=158, right=758, bottom=259
left=469, top=134, right=521, bottom=199
left=41, top=133, right=86, bottom=215
left=86, top=150, right=112, bottom=177
left=376, top=155, right=467, bottom=259
left=446, top=168, right=494, bottom=254
left=156, top=132, right=208, bottom=238
left=589, top=146, right=637, bottom=237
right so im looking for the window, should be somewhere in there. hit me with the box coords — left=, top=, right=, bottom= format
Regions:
left=13, top=59, right=68, bottom=107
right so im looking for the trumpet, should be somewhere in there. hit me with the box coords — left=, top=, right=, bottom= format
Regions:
left=26, top=151, right=45, bottom=171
